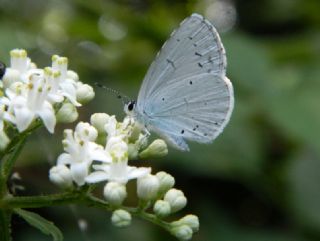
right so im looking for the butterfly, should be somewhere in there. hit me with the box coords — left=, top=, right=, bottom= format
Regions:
left=125, top=13, right=234, bottom=151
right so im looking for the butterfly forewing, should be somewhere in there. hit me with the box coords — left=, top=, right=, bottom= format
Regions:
left=136, top=13, right=234, bottom=151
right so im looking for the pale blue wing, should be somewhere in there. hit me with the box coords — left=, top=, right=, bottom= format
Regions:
left=135, top=13, right=234, bottom=151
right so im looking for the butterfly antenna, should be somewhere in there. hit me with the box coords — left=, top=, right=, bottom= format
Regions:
left=95, top=82, right=131, bottom=104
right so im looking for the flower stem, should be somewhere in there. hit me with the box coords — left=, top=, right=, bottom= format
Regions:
left=0, top=209, right=12, bottom=241
left=1, top=191, right=171, bottom=232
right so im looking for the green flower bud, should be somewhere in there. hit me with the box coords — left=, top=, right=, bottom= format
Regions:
left=171, top=224, right=193, bottom=241
left=90, top=113, right=110, bottom=133
left=49, top=165, right=73, bottom=189
left=2, top=69, right=20, bottom=89
left=139, top=139, right=168, bottom=159
left=153, top=200, right=171, bottom=218
left=67, top=70, right=79, bottom=81
left=111, top=209, right=131, bottom=228
left=156, top=171, right=175, bottom=194
left=103, top=182, right=127, bottom=206
left=56, top=102, right=78, bottom=123
left=171, top=215, right=199, bottom=232
left=0, top=130, right=10, bottom=151
left=76, top=83, right=95, bottom=104
left=137, top=174, right=160, bottom=200
left=164, top=189, right=187, bottom=213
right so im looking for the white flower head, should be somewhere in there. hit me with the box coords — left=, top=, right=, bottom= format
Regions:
left=2, top=72, right=56, bottom=133
left=57, top=122, right=111, bottom=186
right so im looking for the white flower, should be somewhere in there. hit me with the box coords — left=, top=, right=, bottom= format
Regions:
left=103, top=182, right=127, bottom=205
left=86, top=160, right=150, bottom=185
left=2, top=49, right=35, bottom=88
left=106, top=136, right=128, bottom=162
left=57, top=122, right=111, bottom=186
left=2, top=73, right=56, bottom=133
left=137, top=174, right=160, bottom=200
left=111, top=209, right=131, bottom=228
left=51, top=55, right=80, bottom=106
left=164, top=189, right=187, bottom=213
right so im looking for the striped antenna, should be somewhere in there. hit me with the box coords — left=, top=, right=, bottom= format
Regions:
left=95, top=82, right=131, bottom=104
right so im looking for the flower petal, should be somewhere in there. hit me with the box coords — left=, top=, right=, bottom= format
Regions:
left=70, top=162, right=89, bottom=186
left=38, top=101, right=56, bottom=133
left=57, top=153, right=72, bottom=165
left=85, top=171, right=109, bottom=183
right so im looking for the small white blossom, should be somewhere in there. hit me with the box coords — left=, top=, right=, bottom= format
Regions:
left=57, top=122, right=111, bottom=186
left=2, top=49, right=35, bottom=88
left=51, top=55, right=80, bottom=106
left=86, top=160, right=150, bottom=185
left=153, top=200, right=171, bottom=218
left=111, top=209, right=131, bottom=228
left=137, top=174, right=160, bottom=200
left=49, top=165, right=73, bottom=188
left=103, top=181, right=127, bottom=205
left=164, top=189, right=187, bottom=213
left=2, top=73, right=56, bottom=133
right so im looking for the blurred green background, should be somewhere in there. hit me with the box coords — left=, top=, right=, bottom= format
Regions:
left=1, top=0, right=320, bottom=240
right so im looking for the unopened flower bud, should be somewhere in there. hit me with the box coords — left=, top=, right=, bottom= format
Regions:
left=75, top=122, right=98, bottom=141
left=128, top=143, right=139, bottom=160
left=0, top=130, right=10, bottom=151
left=156, top=171, right=175, bottom=194
left=67, top=70, right=79, bottom=81
left=153, top=200, right=171, bottom=218
left=111, top=209, right=131, bottom=228
left=76, top=83, right=95, bottom=104
left=2, top=69, right=20, bottom=88
left=171, top=224, right=193, bottom=241
left=137, top=174, right=160, bottom=200
left=139, top=139, right=168, bottom=159
left=164, top=189, right=187, bottom=212
left=103, top=182, right=127, bottom=206
left=90, top=113, right=110, bottom=133
left=56, top=102, right=78, bottom=123
left=171, top=215, right=199, bottom=232
left=49, top=165, right=73, bottom=188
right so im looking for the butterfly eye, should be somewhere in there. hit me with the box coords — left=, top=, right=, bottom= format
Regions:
left=0, top=61, right=6, bottom=79
left=127, top=101, right=136, bottom=111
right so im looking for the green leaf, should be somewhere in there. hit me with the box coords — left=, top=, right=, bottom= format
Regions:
left=14, top=209, right=63, bottom=241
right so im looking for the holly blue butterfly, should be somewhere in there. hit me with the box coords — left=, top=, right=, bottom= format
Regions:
left=125, top=13, right=234, bottom=151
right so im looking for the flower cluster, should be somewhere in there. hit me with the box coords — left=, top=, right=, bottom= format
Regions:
left=49, top=113, right=199, bottom=240
left=0, top=49, right=94, bottom=149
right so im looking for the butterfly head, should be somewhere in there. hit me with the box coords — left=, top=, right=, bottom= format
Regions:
left=124, top=100, right=136, bottom=116
left=0, top=61, right=6, bottom=80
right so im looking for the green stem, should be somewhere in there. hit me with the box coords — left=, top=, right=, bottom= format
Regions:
left=2, top=191, right=171, bottom=232
left=0, top=209, right=12, bottom=241
left=0, top=135, right=27, bottom=197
